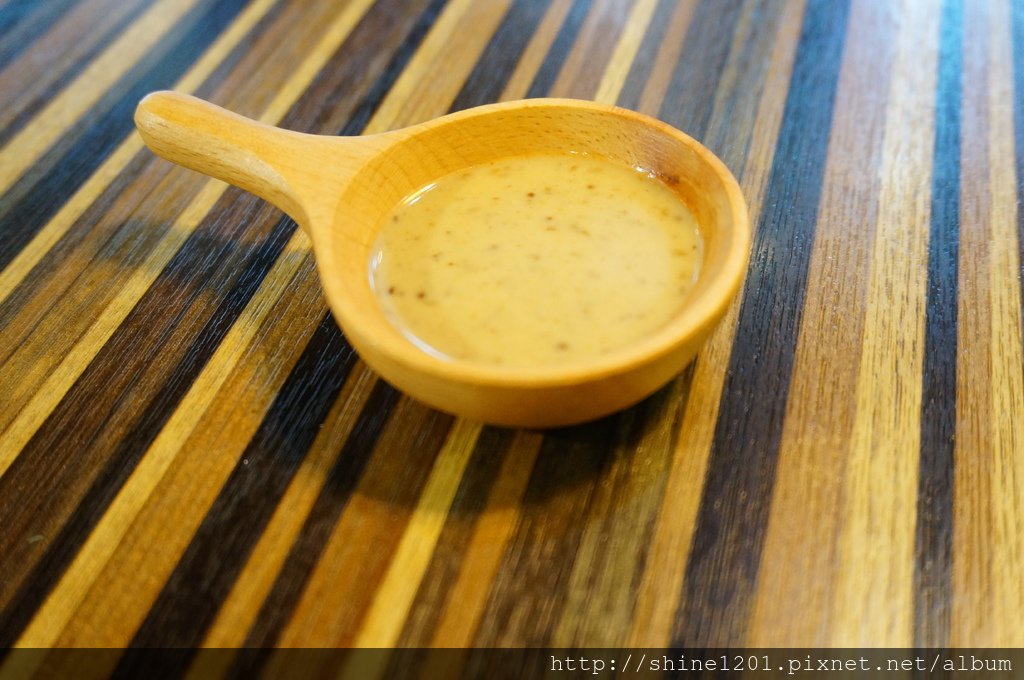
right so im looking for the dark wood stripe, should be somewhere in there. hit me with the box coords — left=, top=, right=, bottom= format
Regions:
left=533, top=0, right=790, bottom=634
left=0, top=0, right=291, bottom=629
left=390, top=396, right=672, bottom=649
left=674, top=0, right=851, bottom=646
left=0, top=202, right=297, bottom=647
left=0, top=0, right=385, bottom=376
left=188, top=0, right=289, bottom=103
left=595, top=0, right=791, bottom=643
left=742, top=0, right=896, bottom=644
left=471, top=417, right=619, bottom=646
left=0, top=0, right=157, bottom=147
left=657, top=0, right=743, bottom=138
left=550, top=0, right=631, bottom=99
left=392, top=428, right=517, bottom=648
left=916, top=0, right=962, bottom=648
left=0, top=0, right=250, bottom=271
left=0, top=146, right=152, bottom=333
left=449, top=0, right=550, bottom=111
left=230, top=381, right=399, bottom=657
left=346, top=0, right=623, bottom=648
left=0, top=0, right=440, bottom=645
left=0, top=151, right=238, bottom=412
left=421, top=1, right=774, bottom=639
left=699, top=0, right=789, bottom=170
left=415, top=0, right=655, bottom=643
left=0, top=0, right=44, bottom=41
left=550, top=382, right=693, bottom=645
left=116, top=315, right=357, bottom=668
left=1014, top=0, right=1024, bottom=337
left=0, top=0, right=79, bottom=70
left=0, top=0, right=290, bottom=347
left=524, top=0, right=590, bottom=98
left=614, top=0, right=678, bottom=111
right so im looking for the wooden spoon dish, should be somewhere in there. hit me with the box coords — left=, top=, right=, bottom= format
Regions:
left=134, top=91, right=749, bottom=427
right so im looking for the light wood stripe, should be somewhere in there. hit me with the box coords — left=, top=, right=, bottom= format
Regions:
left=53, top=276, right=327, bottom=648
left=12, top=252, right=318, bottom=650
left=12, top=0, right=382, bottom=647
left=249, top=5, right=544, bottom=650
left=16, top=263, right=324, bottom=648
left=549, top=0, right=624, bottom=98
left=593, top=0, right=658, bottom=104
left=953, top=0, right=1024, bottom=646
left=553, top=380, right=686, bottom=646
left=374, top=17, right=573, bottom=649
left=499, top=0, right=574, bottom=102
left=363, top=15, right=572, bottom=650
left=952, top=0, right=995, bottom=645
left=635, top=0, right=696, bottom=116
left=428, top=432, right=542, bottom=646
left=0, top=0, right=279, bottom=305
left=0, top=0, right=375, bottom=479
left=0, top=0, right=140, bottom=132
left=352, top=419, right=482, bottom=647
left=747, top=0, right=897, bottom=646
left=0, top=0, right=350, bottom=420
left=832, top=0, right=940, bottom=646
left=0, top=0, right=446, bottom=450
left=266, top=400, right=447, bottom=649
left=627, top=0, right=806, bottom=647
left=983, top=0, right=1024, bottom=645
left=370, top=0, right=514, bottom=127
left=0, top=0, right=202, bottom=195
left=198, top=362, right=377, bottom=648
left=0, top=179, right=225, bottom=468
left=547, top=8, right=672, bottom=643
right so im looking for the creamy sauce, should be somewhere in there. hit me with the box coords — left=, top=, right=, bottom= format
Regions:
left=369, top=154, right=703, bottom=367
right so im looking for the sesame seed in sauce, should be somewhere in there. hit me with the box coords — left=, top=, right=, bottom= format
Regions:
left=370, top=154, right=703, bottom=366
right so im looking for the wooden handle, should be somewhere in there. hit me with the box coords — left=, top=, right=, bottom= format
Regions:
left=134, top=91, right=317, bottom=225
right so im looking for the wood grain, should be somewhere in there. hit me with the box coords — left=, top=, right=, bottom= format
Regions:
left=0, top=0, right=201, bottom=194
left=1, top=0, right=1023, bottom=657
left=0, top=0, right=151, bottom=145
left=952, top=0, right=1024, bottom=647
left=834, top=0, right=938, bottom=646
left=748, top=0, right=894, bottom=645
left=2, top=0, right=385, bottom=630
left=953, top=0, right=997, bottom=643
left=675, top=0, right=849, bottom=646
left=0, top=0, right=278, bottom=304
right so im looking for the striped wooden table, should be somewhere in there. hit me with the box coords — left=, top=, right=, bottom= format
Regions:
left=1, top=0, right=1023, bottom=661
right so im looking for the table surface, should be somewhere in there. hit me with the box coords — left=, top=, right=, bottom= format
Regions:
left=1, top=0, right=1023, bottom=660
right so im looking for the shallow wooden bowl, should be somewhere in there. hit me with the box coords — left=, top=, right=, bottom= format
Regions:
left=135, top=91, right=749, bottom=427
